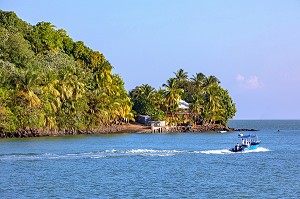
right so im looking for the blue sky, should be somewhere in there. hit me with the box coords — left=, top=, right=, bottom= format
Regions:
left=1, top=0, right=300, bottom=119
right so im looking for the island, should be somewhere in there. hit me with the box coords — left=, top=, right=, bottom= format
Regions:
left=0, top=10, right=237, bottom=138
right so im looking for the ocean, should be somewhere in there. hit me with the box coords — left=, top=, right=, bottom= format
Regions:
left=0, top=120, right=299, bottom=198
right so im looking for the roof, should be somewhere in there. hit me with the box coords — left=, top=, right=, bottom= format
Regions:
left=179, top=100, right=189, bottom=109
left=238, top=134, right=257, bottom=139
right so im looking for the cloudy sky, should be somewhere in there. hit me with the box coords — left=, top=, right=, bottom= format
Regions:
left=1, top=0, right=300, bottom=119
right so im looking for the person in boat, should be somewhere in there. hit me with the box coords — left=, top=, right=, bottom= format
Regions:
left=242, top=139, right=245, bottom=145
left=235, top=143, right=240, bottom=151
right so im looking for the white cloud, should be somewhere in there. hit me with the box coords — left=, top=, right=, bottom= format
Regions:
left=247, top=76, right=260, bottom=89
left=236, top=74, right=262, bottom=89
left=236, top=74, right=245, bottom=81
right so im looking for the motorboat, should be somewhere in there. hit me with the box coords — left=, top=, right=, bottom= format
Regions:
left=230, top=134, right=261, bottom=152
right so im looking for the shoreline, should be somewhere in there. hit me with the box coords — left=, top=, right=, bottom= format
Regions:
left=0, top=123, right=258, bottom=139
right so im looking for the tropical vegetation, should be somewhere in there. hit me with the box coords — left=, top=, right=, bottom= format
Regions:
left=129, top=69, right=236, bottom=126
left=0, top=10, right=133, bottom=133
left=0, top=10, right=236, bottom=135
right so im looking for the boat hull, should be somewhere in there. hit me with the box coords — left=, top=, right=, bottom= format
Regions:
left=248, top=142, right=260, bottom=150
left=230, top=141, right=261, bottom=152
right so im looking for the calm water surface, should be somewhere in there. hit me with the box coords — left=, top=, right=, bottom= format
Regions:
left=0, top=120, right=299, bottom=198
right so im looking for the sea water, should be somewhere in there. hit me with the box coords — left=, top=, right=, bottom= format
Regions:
left=0, top=120, right=299, bottom=198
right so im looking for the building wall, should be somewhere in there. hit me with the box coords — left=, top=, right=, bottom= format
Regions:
left=137, top=115, right=152, bottom=125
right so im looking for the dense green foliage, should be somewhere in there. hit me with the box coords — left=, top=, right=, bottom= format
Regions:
left=0, top=10, right=236, bottom=133
left=0, top=10, right=133, bottom=132
left=130, top=69, right=236, bottom=125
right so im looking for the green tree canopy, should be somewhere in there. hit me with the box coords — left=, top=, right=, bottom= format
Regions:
left=130, top=69, right=236, bottom=126
left=0, top=10, right=133, bottom=133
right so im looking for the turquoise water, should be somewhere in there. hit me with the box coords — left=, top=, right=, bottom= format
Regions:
left=0, top=120, right=299, bottom=198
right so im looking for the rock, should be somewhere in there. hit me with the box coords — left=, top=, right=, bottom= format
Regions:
left=234, top=128, right=259, bottom=131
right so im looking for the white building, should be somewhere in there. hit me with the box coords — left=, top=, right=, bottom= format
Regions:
left=178, top=99, right=189, bottom=110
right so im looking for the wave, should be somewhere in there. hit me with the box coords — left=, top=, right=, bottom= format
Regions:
left=0, top=147, right=271, bottom=161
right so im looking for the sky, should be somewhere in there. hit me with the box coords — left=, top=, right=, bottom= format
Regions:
left=1, top=0, right=300, bottom=119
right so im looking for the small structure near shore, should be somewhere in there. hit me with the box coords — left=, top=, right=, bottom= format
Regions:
left=150, top=121, right=166, bottom=133
left=137, top=115, right=152, bottom=125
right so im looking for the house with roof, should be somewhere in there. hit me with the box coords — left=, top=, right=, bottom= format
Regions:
left=178, top=99, right=189, bottom=111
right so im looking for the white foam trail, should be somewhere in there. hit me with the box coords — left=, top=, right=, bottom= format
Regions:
left=124, top=149, right=182, bottom=154
left=0, top=147, right=271, bottom=161
left=69, top=149, right=184, bottom=158
left=196, top=147, right=270, bottom=155
left=196, top=149, right=232, bottom=154
left=243, top=147, right=270, bottom=153
left=123, top=149, right=183, bottom=156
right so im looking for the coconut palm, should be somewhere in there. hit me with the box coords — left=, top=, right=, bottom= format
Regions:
left=204, top=84, right=225, bottom=123
left=163, top=78, right=184, bottom=124
left=174, top=68, right=188, bottom=83
left=13, top=69, right=41, bottom=108
left=129, top=84, right=156, bottom=116
left=203, top=75, right=220, bottom=89
left=153, top=88, right=167, bottom=112
left=191, top=72, right=206, bottom=89
left=189, top=94, right=205, bottom=125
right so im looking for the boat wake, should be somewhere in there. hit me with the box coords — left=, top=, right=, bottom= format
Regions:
left=196, top=149, right=232, bottom=154
left=198, top=147, right=270, bottom=154
left=242, top=147, right=270, bottom=153
left=0, top=149, right=185, bottom=161
left=0, top=147, right=271, bottom=161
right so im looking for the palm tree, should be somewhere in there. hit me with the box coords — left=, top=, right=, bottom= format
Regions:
left=138, top=84, right=155, bottom=100
left=163, top=78, right=184, bottom=124
left=108, top=74, right=134, bottom=123
left=204, top=84, right=225, bottom=124
left=203, top=75, right=220, bottom=90
left=191, top=72, right=206, bottom=89
left=8, top=68, right=44, bottom=129
left=129, top=84, right=156, bottom=116
left=189, top=94, right=204, bottom=126
left=14, top=69, right=41, bottom=108
left=174, top=68, right=188, bottom=83
left=152, top=88, right=167, bottom=112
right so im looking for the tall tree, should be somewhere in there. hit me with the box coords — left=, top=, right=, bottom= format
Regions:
left=174, top=68, right=188, bottom=83
left=26, top=22, right=63, bottom=53
left=163, top=78, right=184, bottom=124
left=129, top=84, right=156, bottom=116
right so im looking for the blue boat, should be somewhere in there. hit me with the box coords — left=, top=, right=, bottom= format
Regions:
left=230, top=134, right=261, bottom=152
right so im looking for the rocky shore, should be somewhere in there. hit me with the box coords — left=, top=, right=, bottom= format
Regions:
left=0, top=126, right=125, bottom=139
left=147, top=123, right=234, bottom=133
left=0, top=123, right=257, bottom=138
left=234, top=128, right=259, bottom=132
